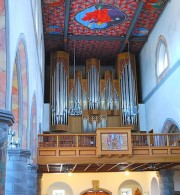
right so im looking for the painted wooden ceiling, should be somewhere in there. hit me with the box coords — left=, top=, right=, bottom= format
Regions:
left=42, top=0, right=169, bottom=65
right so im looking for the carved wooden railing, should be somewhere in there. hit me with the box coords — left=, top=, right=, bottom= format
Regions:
left=38, top=133, right=180, bottom=148
left=131, top=133, right=180, bottom=147
left=38, top=133, right=96, bottom=148
left=38, top=131, right=180, bottom=164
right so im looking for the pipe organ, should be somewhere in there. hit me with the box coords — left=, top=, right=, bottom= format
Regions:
left=117, top=53, right=138, bottom=127
left=50, top=51, right=139, bottom=133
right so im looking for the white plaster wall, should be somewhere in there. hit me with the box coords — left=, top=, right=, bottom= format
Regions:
left=7, top=0, right=45, bottom=131
left=42, top=172, right=158, bottom=195
left=139, top=0, right=180, bottom=132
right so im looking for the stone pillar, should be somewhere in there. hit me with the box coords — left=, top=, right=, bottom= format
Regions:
left=5, top=149, right=31, bottom=195
left=37, top=173, right=43, bottom=195
left=27, top=164, right=38, bottom=195
left=157, top=170, right=175, bottom=195
left=0, top=109, right=14, bottom=194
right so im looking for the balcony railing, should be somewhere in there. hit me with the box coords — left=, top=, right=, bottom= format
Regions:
left=38, top=133, right=96, bottom=148
left=38, top=133, right=180, bottom=148
left=131, top=133, right=180, bottom=147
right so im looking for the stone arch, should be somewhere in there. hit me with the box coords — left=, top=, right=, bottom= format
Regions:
left=161, top=118, right=180, bottom=133
left=29, top=92, right=37, bottom=163
left=151, top=177, right=159, bottom=195
left=18, top=38, right=29, bottom=149
left=118, top=180, right=143, bottom=195
left=11, top=36, right=29, bottom=148
left=46, top=182, right=73, bottom=195
left=11, top=49, right=23, bottom=141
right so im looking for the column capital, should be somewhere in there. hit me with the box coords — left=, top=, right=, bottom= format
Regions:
left=7, top=149, right=31, bottom=160
left=0, top=109, right=14, bottom=126
left=28, top=164, right=38, bottom=172
left=0, top=109, right=14, bottom=144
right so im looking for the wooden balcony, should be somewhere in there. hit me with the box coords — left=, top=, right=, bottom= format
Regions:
left=37, top=128, right=180, bottom=173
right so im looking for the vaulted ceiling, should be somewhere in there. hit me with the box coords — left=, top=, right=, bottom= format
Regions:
left=42, top=0, right=169, bottom=65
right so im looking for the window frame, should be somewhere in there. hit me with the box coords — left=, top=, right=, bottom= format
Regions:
left=155, top=35, right=170, bottom=83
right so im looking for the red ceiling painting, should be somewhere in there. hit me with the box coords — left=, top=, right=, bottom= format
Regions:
left=42, top=0, right=168, bottom=65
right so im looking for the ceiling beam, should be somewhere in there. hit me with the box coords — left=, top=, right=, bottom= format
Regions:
left=64, top=0, right=71, bottom=51
left=45, top=34, right=146, bottom=42
left=119, top=0, right=145, bottom=53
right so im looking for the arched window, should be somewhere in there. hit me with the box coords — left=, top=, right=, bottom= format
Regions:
left=156, top=35, right=169, bottom=82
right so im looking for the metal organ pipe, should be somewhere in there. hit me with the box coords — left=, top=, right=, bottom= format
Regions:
left=106, top=79, right=113, bottom=110
left=120, top=59, right=138, bottom=126
left=88, top=66, right=100, bottom=110
left=51, top=62, right=68, bottom=125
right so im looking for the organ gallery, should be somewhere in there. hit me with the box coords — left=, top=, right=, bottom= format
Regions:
left=50, top=51, right=138, bottom=133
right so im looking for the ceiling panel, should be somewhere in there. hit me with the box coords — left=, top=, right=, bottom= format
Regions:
left=42, top=0, right=168, bottom=65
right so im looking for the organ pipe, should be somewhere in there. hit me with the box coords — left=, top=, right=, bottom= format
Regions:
left=50, top=51, right=139, bottom=132
left=117, top=52, right=138, bottom=126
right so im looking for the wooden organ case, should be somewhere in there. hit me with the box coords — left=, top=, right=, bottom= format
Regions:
left=50, top=52, right=139, bottom=133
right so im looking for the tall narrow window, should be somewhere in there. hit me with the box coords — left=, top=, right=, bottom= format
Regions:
left=156, top=35, right=169, bottom=82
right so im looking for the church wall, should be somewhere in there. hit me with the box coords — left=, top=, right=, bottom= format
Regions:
left=6, top=0, right=44, bottom=154
left=42, top=172, right=157, bottom=195
left=139, top=0, right=180, bottom=132
left=0, top=0, right=6, bottom=109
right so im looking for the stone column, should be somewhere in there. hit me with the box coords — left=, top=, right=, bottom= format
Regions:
left=37, top=173, right=43, bottom=195
left=27, top=164, right=38, bottom=195
left=0, top=109, right=14, bottom=194
left=5, top=149, right=31, bottom=195
left=157, top=170, right=175, bottom=195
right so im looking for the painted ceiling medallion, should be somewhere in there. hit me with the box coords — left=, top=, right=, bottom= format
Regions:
left=132, top=27, right=149, bottom=37
left=43, top=0, right=64, bottom=7
left=145, top=0, right=165, bottom=10
left=75, top=4, right=127, bottom=30
left=45, top=25, right=62, bottom=34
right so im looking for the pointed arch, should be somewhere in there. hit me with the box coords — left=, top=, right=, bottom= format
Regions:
left=30, top=92, right=37, bottom=163
left=161, top=118, right=180, bottom=133
left=18, top=38, right=29, bottom=148
left=11, top=53, right=23, bottom=140
left=0, top=0, right=6, bottom=109
left=151, top=177, right=159, bottom=195
left=11, top=36, right=29, bottom=149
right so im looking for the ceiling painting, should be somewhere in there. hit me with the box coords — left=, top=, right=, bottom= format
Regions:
left=144, top=0, right=165, bottom=11
left=42, top=0, right=169, bottom=65
left=75, top=4, right=127, bottom=30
